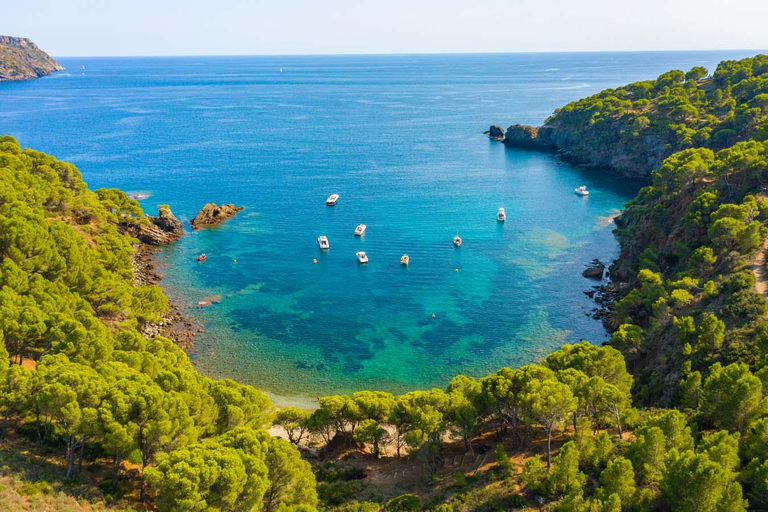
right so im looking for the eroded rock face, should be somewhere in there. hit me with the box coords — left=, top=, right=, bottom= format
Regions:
left=137, top=205, right=184, bottom=245
left=190, top=203, right=244, bottom=229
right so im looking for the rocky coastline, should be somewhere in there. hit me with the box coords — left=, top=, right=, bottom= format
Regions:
left=0, top=36, right=63, bottom=82
left=133, top=243, right=202, bottom=349
left=130, top=205, right=201, bottom=349
left=487, top=123, right=658, bottom=180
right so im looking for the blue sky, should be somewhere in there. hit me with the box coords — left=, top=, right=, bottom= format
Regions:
left=4, top=0, right=768, bottom=56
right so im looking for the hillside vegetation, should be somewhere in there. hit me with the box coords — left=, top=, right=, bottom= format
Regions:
left=2, top=56, right=768, bottom=512
left=0, top=36, right=63, bottom=82
left=503, top=55, right=768, bottom=178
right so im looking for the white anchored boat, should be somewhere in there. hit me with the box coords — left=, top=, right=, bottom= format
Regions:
left=453, top=232, right=462, bottom=247
left=317, top=235, right=330, bottom=250
left=497, top=207, right=506, bottom=222
left=401, top=254, right=409, bottom=265
left=356, top=251, right=369, bottom=264
left=326, top=194, right=339, bottom=206
left=354, top=224, right=367, bottom=236
left=574, top=185, right=589, bottom=196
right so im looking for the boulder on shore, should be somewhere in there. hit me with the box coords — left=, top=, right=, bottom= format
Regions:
left=137, top=205, right=184, bottom=245
left=190, top=203, right=244, bottom=229
left=582, top=259, right=606, bottom=280
left=484, top=125, right=506, bottom=140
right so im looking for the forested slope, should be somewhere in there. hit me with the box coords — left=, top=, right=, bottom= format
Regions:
left=4, top=56, right=768, bottom=512
left=0, top=136, right=317, bottom=511
left=503, top=55, right=768, bottom=178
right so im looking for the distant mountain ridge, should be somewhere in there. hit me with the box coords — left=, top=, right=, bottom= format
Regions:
left=0, top=35, right=63, bottom=82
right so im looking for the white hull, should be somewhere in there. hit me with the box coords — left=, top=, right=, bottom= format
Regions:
left=356, top=251, right=368, bottom=264
left=354, top=224, right=367, bottom=236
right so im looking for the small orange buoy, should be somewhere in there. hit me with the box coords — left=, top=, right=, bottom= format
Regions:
left=313, top=259, right=318, bottom=264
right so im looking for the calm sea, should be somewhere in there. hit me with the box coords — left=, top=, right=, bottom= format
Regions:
left=0, top=51, right=760, bottom=405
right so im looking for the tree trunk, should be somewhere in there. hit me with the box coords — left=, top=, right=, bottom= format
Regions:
left=613, top=404, right=623, bottom=439
left=546, top=428, right=552, bottom=469
left=78, top=435, right=86, bottom=473
left=1, top=409, right=9, bottom=440
left=113, top=454, right=122, bottom=482
left=66, top=435, right=76, bottom=478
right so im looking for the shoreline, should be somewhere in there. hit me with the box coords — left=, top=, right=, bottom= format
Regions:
left=133, top=242, right=202, bottom=349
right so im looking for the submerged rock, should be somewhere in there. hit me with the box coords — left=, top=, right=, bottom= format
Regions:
left=137, top=205, right=184, bottom=245
left=582, top=259, right=606, bottom=280
left=190, top=203, right=244, bottom=229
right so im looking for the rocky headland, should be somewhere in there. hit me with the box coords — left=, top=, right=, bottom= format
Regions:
left=190, top=203, right=244, bottom=229
left=136, top=204, right=185, bottom=245
left=0, top=36, right=63, bottom=82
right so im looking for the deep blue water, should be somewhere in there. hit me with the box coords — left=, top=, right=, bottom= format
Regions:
left=0, top=51, right=761, bottom=405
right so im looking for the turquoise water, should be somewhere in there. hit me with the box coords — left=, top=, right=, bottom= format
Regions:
left=0, top=51, right=760, bottom=404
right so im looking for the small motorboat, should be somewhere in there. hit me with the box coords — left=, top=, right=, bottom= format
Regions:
left=401, top=254, right=409, bottom=265
left=317, top=236, right=330, bottom=250
left=354, top=224, right=367, bottom=236
left=497, top=207, right=506, bottom=222
left=453, top=233, right=462, bottom=247
left=196, top=253, right=207, bottom=262
left=326, top=194, right=340, bottom=206
left=356, top=251, right=369, bottom=264
left=574, top=185, right=589, bottom=196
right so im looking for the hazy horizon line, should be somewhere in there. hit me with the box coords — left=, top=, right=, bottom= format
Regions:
left=51, top=47, right=768, bottom=59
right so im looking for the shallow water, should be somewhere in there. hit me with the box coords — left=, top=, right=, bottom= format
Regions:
left=0, top=51, right=759, bottom=403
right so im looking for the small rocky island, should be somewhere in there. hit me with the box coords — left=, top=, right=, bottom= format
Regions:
left=0, top=36, right=63, bottom=82
left=190, top=203, right=244, bottom=229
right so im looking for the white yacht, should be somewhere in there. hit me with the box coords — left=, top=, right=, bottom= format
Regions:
left=356, top=251, right=369, bottom=264
left=354, top=224, right=367, bottom=236
left=317, top=236, right=330, bottom=250
left=401, top=254, right=409, bottom=265
left=574, top=185, right=589, bottom=196
left=326, top=194, right=340, bottom=206
left=497, top=207, right=506, bottom=222
left=454, top=233, right=463, bottom=247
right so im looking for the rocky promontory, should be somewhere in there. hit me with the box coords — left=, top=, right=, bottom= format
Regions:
left=190, top=203, right=244, bottom=229
left=0, top=36, right=63, bottom=82
left=136, top=205, right=185, bottom=245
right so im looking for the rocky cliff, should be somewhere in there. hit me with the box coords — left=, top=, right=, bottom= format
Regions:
left=0, top=36, right=63, bottom=82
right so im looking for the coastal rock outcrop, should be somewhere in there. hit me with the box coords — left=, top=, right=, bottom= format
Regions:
left=137, top=205, right=184, bottom=245
left=190, top=203, right=244, bottom=229
left=582, top=259, right=606, bottom=280
left=484, top=125, right=506, bottom=140
left=0, top=36, right=63, bottom=82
